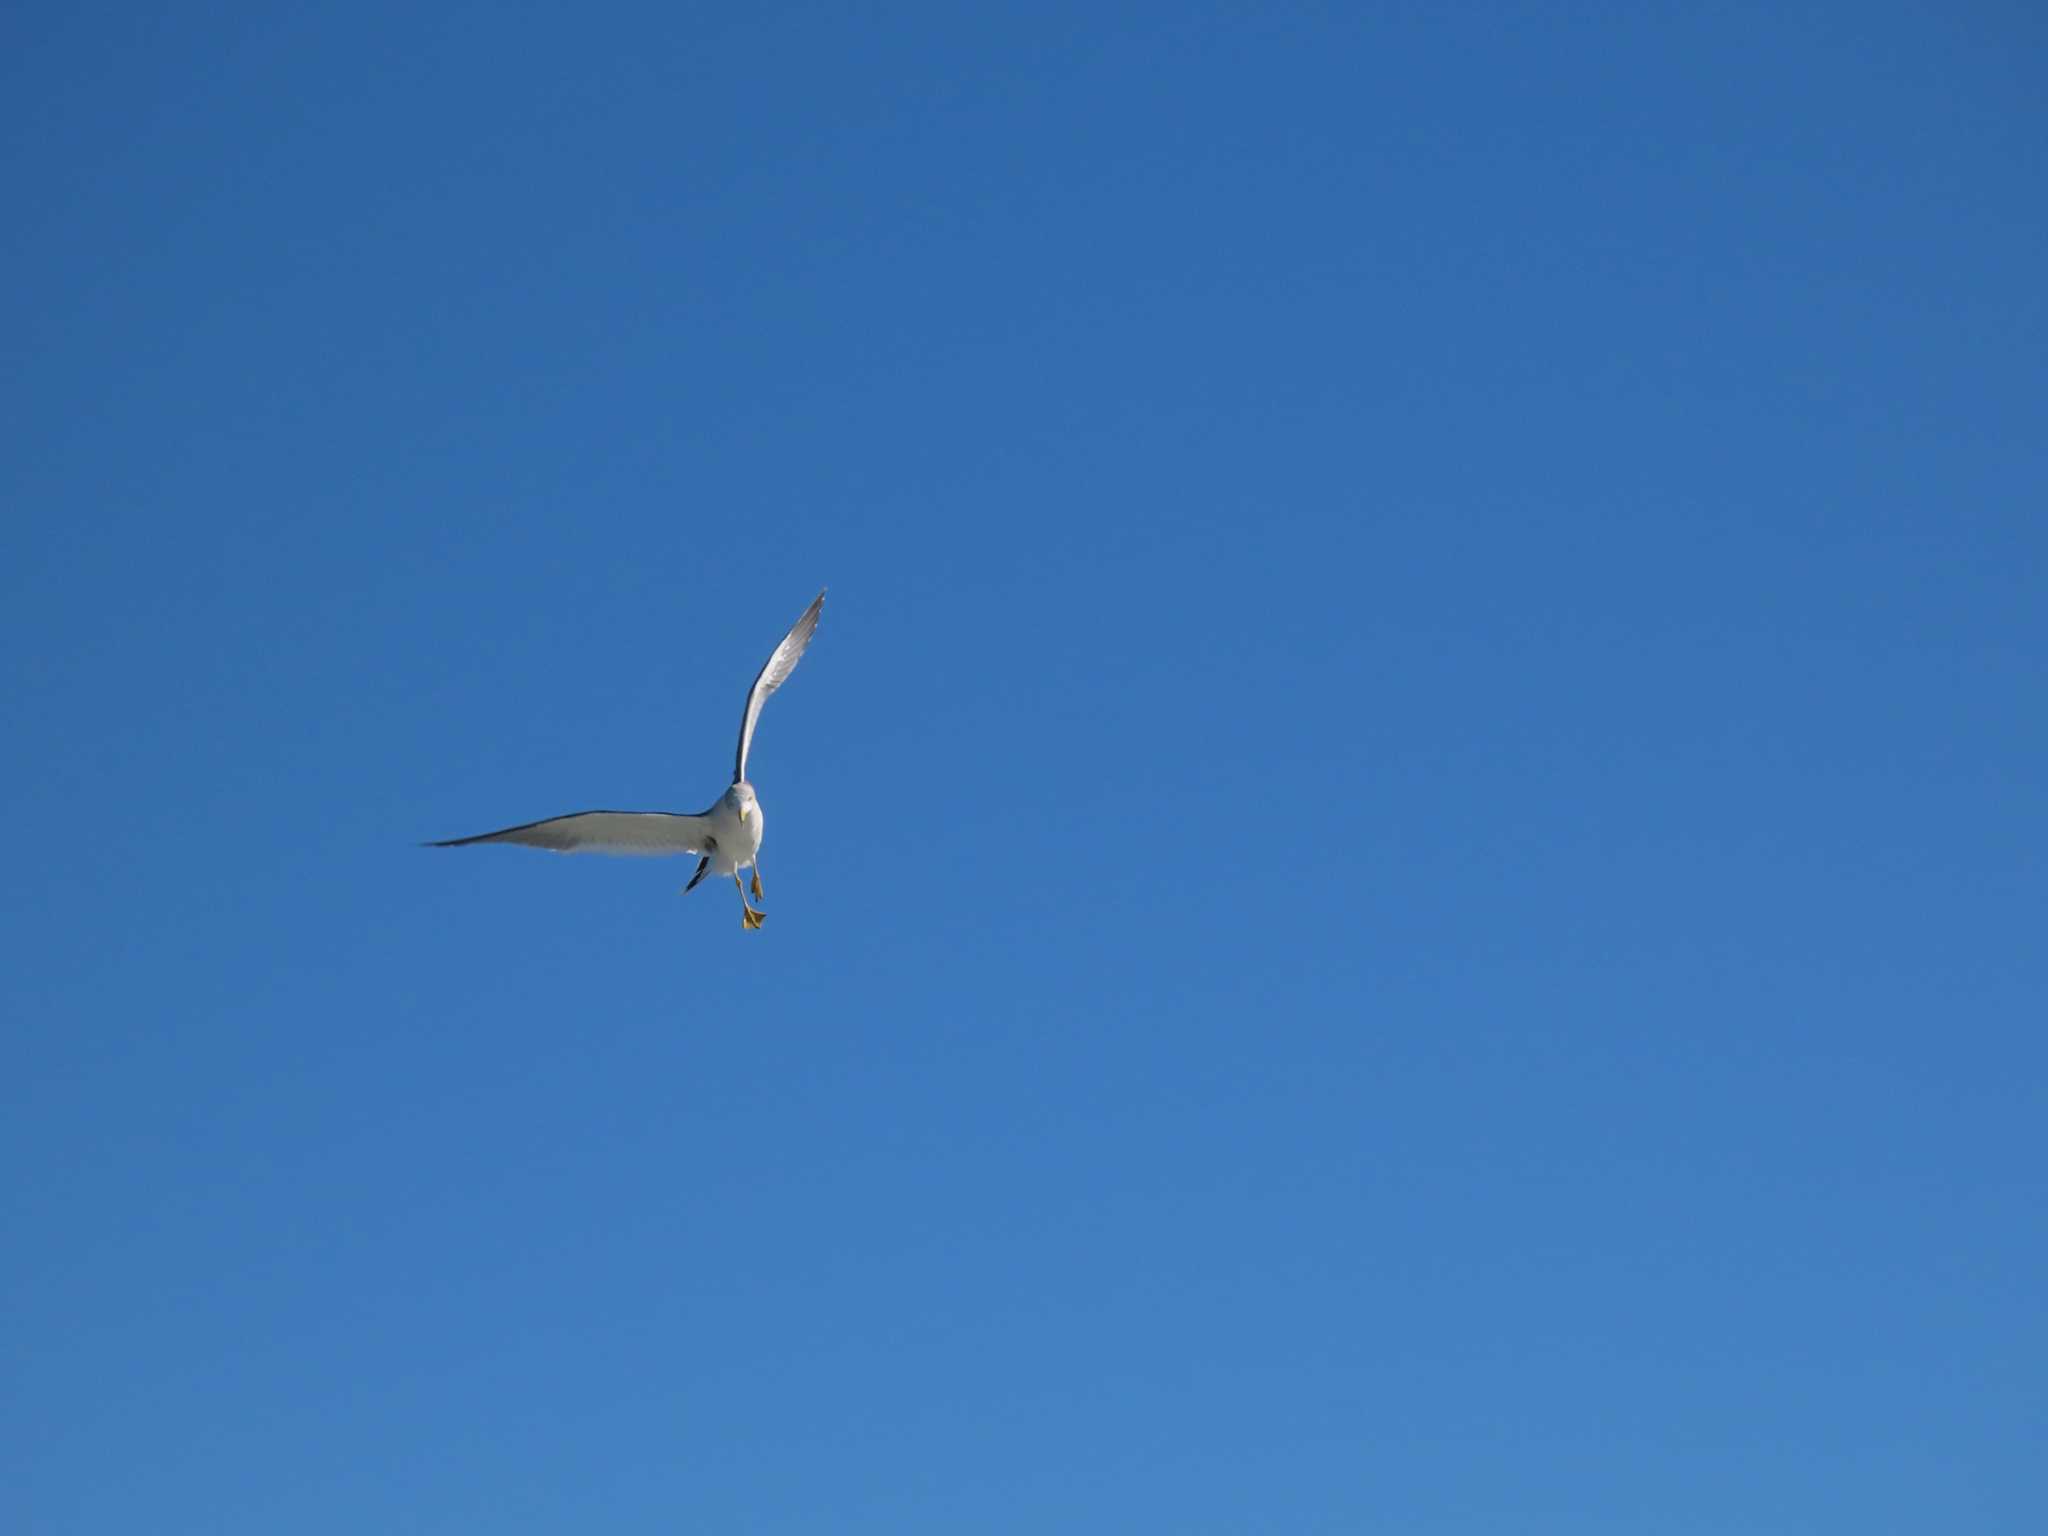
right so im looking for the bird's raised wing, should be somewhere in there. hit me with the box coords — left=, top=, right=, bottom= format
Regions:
left=425, top=811, right=712, bottom=857
left=734, top=589, right=825, bottom=782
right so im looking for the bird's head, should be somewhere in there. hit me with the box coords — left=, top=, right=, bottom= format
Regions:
left=730, top=782, right=759, bottom=822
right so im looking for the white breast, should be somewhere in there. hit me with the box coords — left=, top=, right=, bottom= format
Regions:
left=707, top=797, right=766, bottom=875
left=738, top=801, right=766, bottom=865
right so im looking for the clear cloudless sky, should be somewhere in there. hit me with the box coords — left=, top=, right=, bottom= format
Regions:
left=4, top=3, right=2043, bottom=1531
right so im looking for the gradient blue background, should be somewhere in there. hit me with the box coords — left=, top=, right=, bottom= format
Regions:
left=5, top=3, right=2043, bottom=1531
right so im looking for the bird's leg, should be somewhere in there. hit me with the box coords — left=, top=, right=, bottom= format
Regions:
left=750, top=861, right=764, bottom=903
left=734, top=871, right=765, bottom=930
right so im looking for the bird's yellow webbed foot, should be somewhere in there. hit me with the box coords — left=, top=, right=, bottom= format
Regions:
left=750, top=869, right=764, bottom=901
left=741, top=905, right=765, bottom=930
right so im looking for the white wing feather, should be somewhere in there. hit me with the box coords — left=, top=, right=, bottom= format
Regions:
left=426, top=811, right=713, bottom=857
left=734, top=589, right=825, bottom=781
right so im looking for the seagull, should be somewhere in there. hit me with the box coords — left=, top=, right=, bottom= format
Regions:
left=426, top=590, right=825, bottom=929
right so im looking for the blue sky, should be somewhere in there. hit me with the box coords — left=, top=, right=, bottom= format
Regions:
left=4, top=2, right=2043, bottom=1530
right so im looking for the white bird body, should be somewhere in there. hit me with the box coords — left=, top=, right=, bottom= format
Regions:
left=700, top=784, right=765, bottom=879
left=427, top=591, right=823, bottom=929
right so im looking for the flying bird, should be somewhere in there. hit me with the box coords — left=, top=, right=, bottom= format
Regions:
left=426, top=590, right=826, bottom=929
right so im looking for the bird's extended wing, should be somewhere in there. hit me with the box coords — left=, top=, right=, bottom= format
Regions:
left=425, top=811, right=713, bottom=857
left=734, top=588, right=825, bottom=782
